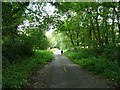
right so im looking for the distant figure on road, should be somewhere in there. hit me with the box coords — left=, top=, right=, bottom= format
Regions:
left=61, top=50, right=63, bottom=55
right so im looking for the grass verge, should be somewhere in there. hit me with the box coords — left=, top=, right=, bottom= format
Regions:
left=64, top=50, right=120, bottom=85
left=2, top=50, right=53, bottom=88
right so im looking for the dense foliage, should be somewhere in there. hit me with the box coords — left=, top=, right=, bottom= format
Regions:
left=52, top=2, right=120, bottom=66
left=64, top=50, right=120, bottom=85
left=2, top=50, right=53, bottom=88
left=2, top=1, right=120, bottom=88
left=2, top=2, right=51, bottom=65
left=2, top=2, right=54, bottom=88
left=55, top=2, right=120, bottom=50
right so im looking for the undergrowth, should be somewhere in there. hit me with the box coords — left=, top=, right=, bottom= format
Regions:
left=64, top=48, right=120, bottom=84
left=2, top=50, right=53, bottom=88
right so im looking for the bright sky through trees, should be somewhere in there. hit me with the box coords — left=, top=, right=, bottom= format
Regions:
left=18, top=2, right=57, bottom=32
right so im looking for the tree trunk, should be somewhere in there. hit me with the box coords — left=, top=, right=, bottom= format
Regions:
left=76, top=29, right=80, bottom=47
left=66, top=31, right=78, bottom=51
left=111, top=3, right=115, bottom=43
left=96, top=6, right=102, bottom=47
left=114, top=2, right=120, bottom=36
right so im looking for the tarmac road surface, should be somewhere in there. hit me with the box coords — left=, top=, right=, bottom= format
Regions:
left=28, top=51, right=113, bottom=88
left=42, top=55, right=109, bottom=88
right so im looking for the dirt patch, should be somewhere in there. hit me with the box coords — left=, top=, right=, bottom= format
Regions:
left=25, top=65, right=50, bottom=88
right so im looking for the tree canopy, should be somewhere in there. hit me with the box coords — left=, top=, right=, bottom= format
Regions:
left=2, top=2, right=120, bottom=65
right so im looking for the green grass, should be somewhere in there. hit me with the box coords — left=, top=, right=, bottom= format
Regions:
left=64, top=50, right=120, bottom=84
left=2, top=50, right=53, bottom=88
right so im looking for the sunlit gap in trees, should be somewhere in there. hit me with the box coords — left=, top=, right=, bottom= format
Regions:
left=17, top=2, right=57, bottom=34
left=45, top=25, right=55, bottom=37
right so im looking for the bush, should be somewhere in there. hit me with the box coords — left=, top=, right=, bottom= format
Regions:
left=78, top=58, right=120, bottom=82
left=2, top=50, right=53, bottom=88
left=101, top=46, right=118, bottom=61
left=64, top=48, right=120, bottom=84
left=64, top=50, right=91, bottom=60
left=2, top=39, right=33, bottom=66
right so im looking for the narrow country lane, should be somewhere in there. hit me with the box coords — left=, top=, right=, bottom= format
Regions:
left=46, top=55, right=109, bottom=88
left=28, top=53, right=112, bottom=88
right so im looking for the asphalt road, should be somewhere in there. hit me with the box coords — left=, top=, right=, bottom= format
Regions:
left=42, top=54, right=110, bottom=88
left=28, top=52, right=113, bottom=88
